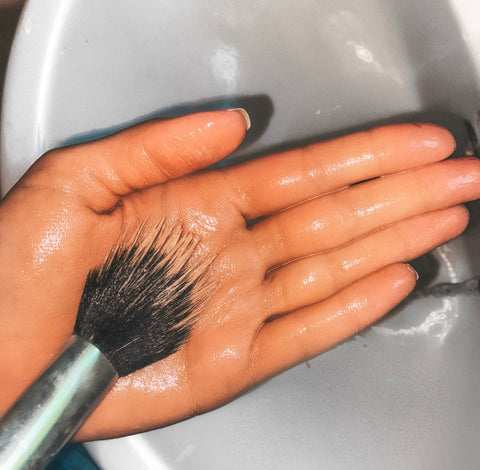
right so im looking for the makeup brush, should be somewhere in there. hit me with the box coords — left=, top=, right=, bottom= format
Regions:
left=0, top=221, right=212, bottom=470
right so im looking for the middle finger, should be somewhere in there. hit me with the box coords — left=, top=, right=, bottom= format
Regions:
left=252, top=157, right=480, bottom=270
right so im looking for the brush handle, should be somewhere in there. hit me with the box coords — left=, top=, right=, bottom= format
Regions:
left=0, top=336, right=118, bottom=470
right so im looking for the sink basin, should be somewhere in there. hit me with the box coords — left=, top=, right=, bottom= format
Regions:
left=2, top=1, right=480, bottom=468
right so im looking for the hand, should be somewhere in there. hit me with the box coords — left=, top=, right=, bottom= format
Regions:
left=0, top=111, right=478, bottom=440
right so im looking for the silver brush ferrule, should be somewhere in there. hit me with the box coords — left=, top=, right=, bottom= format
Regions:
left=0, top=335, right=118, bottom=470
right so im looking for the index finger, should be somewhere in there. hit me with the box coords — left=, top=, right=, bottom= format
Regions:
left=223, top=123, right=455, bottom=219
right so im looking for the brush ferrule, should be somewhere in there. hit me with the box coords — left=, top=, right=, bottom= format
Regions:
left=0, top=335, right=118, bottom=470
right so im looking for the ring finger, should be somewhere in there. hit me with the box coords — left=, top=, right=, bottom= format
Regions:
left=262, top=205, right=468, bottom=318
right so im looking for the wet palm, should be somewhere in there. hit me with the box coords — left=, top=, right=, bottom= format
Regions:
left=0, top=111, right=478, bottom=440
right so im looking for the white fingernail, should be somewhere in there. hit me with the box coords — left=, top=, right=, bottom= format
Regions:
left=227, top=108, right=251, bottom=130
left=406, top=264, right=420, bottom=281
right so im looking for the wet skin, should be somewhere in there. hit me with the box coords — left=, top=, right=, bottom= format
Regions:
left=0, top=111, right=479, bottom=440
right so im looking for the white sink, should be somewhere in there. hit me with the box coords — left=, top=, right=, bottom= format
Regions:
left=2, top=1, right=480, bottom=468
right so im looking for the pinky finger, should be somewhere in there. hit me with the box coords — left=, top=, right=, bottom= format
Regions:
left=251, top=263, right=417, bottom=380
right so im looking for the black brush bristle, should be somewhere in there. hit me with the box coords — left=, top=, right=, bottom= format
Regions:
left=73, top=222, right=211, bottom=377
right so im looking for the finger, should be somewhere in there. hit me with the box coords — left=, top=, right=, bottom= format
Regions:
left=254, top=157, right=480, bottom=268
left=223, top=123, right=455, bottom=219
left=263, top=205, right=468, bottom=317
left=19, top=110, right=248, bottom=213
left=252, top=263, right=416, bottom=379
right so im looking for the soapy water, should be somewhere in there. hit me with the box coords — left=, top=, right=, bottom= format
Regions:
left=371, top=275, right=479, bottom=342
left=372, top=297, right=458, bottom=341
left=371, top=241, right=480, bottom=342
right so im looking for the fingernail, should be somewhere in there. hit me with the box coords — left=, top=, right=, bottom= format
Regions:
left=227, top=108, right=251, bottom=130
left=406, top=264, right=419, bottom=281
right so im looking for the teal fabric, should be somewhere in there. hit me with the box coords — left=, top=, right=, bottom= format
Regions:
left=45, top=444, right=100, bottom=470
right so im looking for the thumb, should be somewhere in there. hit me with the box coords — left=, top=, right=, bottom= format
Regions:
left=16, top=110, right=249, bottom=213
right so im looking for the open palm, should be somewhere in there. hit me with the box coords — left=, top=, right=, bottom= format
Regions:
left=1, top=111, right=478, bottom=440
